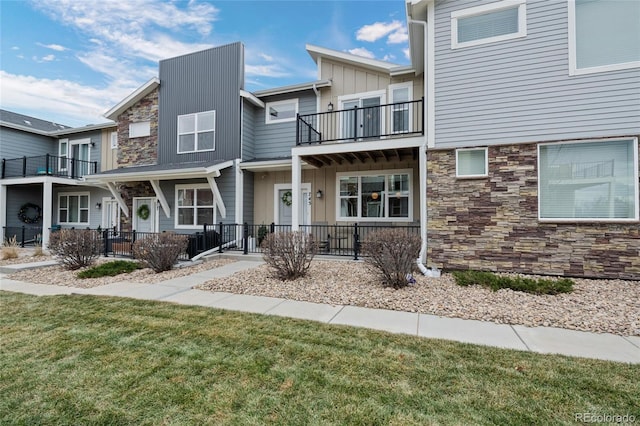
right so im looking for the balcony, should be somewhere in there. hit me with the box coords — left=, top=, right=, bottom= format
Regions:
left=297, top=98, right=424, bottom=145
left=1, top=154, right=98, bottom=179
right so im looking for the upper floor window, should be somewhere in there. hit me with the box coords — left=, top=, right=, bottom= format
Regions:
left=177, top=110, right=216, bottom=154
left=110, top=131, right=118, bottom=149
left=451, top=0, right=527, bottom=49
left=568, top=0, right=640, bottom=75
left=129, top=121, right=150, bottom=138
left=266, top=99, right=298, bottom=124
left=538, top=138, right=639, bottom=221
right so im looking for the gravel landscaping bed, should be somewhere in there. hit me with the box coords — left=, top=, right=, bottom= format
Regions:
left=0, top=248, right=53, bottom=266
left=7, top=258, right=236, bottom=288
left=196, top=260, right=640, bottom=337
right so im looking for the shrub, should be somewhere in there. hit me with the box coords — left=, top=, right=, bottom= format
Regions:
left=77, top=260, right=141, bottom=279
left=48, top=229, right=102, bottom=270
left=261, top=231, right=317, bottom=281
left=132, top=232, right=188, bottom=273
left=452, top=270, right=574, bottom=295
left=361, top=228, right=422, bottom=289
left=1, top=235, right=19, bottom=260
left=32, top=245, right=45, bottom=257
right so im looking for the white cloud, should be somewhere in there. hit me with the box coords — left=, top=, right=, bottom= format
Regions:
left=259, top=53, right=273, bottom=62
left=11, top=46, right=20, bottom=50
left=356, top=20, right=403, bottom=42
left=403, top=48, right=411, bottom=60
left=39, top=43, right=68, bottom=51
left=387, top=27, right=408, bottom=44
left=382, top=54, right=396, bottom=62
left=42, top=54, right=56, bottom=62
left=347, top=47, right=375, bottom=59
left=245, top=64, right=291, bottom=78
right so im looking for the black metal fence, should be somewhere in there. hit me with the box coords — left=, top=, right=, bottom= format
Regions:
left=2, top=226, right=42, bottom=247
left=1, top=154, right=98, bottom=179
left=100, top=229, right=191, bottom=261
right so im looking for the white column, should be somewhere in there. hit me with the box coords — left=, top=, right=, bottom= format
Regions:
left=419, top=144, right=428, bottom=264
left=42, top=179, right=53, bottom=248
left=291, top=154, right=301, bottom=231
left=0, top=184, right=6, bottom=244
left=234, top=159, right=243, bottom=225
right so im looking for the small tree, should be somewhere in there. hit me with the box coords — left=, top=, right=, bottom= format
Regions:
left=362, top=228, right=422, bottom=289
left=132, top=232, right=188, bottom=273
left=261, top=231, right=317, bottom=281
left=48, top=229, right=101, bottom=270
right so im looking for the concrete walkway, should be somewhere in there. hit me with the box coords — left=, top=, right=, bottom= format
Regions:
left=1, top=259, right=638, bottom=364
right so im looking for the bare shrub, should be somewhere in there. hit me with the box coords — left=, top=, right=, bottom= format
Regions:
left=132, top=232, right=188, bottom=273
left=32, top=245, right=45, bottom=257
left=261, top=231, right=318, bottom=281
left=48, top=229, right=101, bottom=270
left=362, top=228, right=422, bottom=289
left=1, top=235, right=19, bottom=260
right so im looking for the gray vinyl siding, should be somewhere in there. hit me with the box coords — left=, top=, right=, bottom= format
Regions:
left=52, top=185, right=112, bottom=229
left=158, top=43, right=243, bottom=165
left=0, top=128, right=56, bottom=159
left=253, top=91, right=316, bottom=159
left=434, top=0, right=640, bottom=148
left=5, top=185, right=42, bottom=229
left=243, top=170, right=254, bottom=224
left=242, top=100, right=256, bottom=160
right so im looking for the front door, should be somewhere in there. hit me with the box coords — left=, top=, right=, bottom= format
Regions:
left=101, top=198, right=120, bottom=231
left=275, top=184, right=311, bottom=226
left=133, top=197, right=157, bottom=233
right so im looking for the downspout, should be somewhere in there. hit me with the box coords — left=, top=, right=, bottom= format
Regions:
left=408, top=14, right=438, bottom=277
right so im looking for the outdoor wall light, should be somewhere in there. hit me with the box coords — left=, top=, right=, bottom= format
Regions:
left=95, top=202, right=102, bottom=210
left=316, top=190, right=323, bottom=199
left=327, top=102, right=334, bottom=112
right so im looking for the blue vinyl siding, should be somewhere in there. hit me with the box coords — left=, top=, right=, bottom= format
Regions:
left=5, top=185, right=42, bottom=229
left=434, top=0, right=640, bottom=148
left=158, top=43, right=243, bottom=165
left=253, top=91, right=316, bottom=160
left=242, top=100, right=256, bottom=160
left=0, top=128, right=56, bottom=159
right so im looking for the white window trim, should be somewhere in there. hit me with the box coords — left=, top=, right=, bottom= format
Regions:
left=70, top=138, right=93, bottom=176
left=58, top=138, right=69, bottom=171
left=456, top=147, right=489, bottom=178
left=451, top=0, right=527, bottom=49
left=129, top=121, right=150, bottom=138
left=58, top=192, right=90, bottom=225
left=265, top=99, right=299, bottom=124
left=335, top=169, right=413, bottom=223
left=567, top=0, right=640, bottom=76
left=338, top=89, right=387, bottom=140
left=174, top=183, right=216, bottom=229
left=537, top=137, right=639, bottom=223
left=110, top=131, right=118, bottom=149
left=389, top=82, right=414, bottom=135
left=177, top=110, right=216, bottom=154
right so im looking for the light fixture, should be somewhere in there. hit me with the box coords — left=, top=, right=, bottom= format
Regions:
left=327, top=102, right=334, bottom=112
left=95, top=202, right=102, bottom=210
left=316, top=190, right=323, bottom=199
left=90, top=142, right=95, bottom=147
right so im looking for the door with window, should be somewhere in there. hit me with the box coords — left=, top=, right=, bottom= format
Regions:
left=65, top=139, right=92, bottom=177
left=340, top=92, right=385, bottom=140
left=101, top=198, right=120, bottom=232
left=275, top=184, right=311, bottom=226
left=133, top=198, right=157, bottom=233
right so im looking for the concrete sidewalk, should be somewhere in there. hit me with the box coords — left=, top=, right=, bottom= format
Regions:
left=1, top=260, right=638, bottom=364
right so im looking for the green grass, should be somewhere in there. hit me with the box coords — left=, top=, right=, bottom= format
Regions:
left=1, top=291, right=637, bottom=425
left=452, top=270, right=574, bottom=295
left=77, top=260, right=141, bottom=278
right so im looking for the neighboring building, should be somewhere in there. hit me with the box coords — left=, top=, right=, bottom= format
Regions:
left=2, top=0, right=638, bottom=279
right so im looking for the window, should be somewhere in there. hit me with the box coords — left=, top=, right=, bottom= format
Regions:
left=389, top=82, right=413, bottom=134
left=456, top=148, right=488, bottom=178
left=265, top=99, right=298, bottom=124
left=538, top=138, right=639, bottom=221
left=58, top=139, right=68, bottom=171
left=177, top=111, right=216, bottom=153
left=568, top=0, right=640, bottom=75
left=110, top=131, right=118, bottom=149
left=451, top=0, right=527, bottom=49
left=339, top=90, right=386, bottom=139
left=58, top=193, right=90, bottom=224
left=175, top=184, right=215, bottom=228
left=129, top=121, right=150, bottom=138
left=337, top=170, right=412, bottom=221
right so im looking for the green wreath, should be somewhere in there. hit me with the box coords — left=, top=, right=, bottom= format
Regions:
left=136, top=203, right=151, bottom=220
left=281, top=191, right=292, bottom=207
left=18, top=203, right=42, bottom=224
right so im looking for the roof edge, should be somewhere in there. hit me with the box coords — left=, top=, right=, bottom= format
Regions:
left=103, top=77, right=160, bottom=121
left=253, top=79, right=332, bottom=98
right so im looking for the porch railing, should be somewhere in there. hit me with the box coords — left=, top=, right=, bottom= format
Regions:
left=1, top=154, right=98, bottom=179
left=297, top=98, right=424, bottom=145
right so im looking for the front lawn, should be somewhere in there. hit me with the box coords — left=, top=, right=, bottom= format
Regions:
left=1, top=291, right=638, bottom=425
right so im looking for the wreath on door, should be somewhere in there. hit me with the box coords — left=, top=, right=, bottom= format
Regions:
left=281, top=191, right=292, bottom=207
left=137, top=203, right=151, bottom=220
left=18, top=203, right=42, bottom=224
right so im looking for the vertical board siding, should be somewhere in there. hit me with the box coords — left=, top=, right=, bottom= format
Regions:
left=0, top=128, right=56, bottom=159
left=253, top=91, right=317, bottom=159
left=158, top=42, right=242, bottom=164
left=242, top=100, right=255, bottom=160
left=434, top=0, right=640, bottom=148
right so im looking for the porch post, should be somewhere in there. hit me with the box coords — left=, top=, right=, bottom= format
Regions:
left=0, top=184, right=6, bottom=244
left=42, top=179, right=53, bottom=248
left=291, top=154, right=301, bottom=231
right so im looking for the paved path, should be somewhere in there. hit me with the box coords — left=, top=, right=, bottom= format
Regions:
left=1, top=260, right=638, bottom=364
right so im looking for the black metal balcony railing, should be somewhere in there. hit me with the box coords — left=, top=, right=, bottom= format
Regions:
left=1, top=154, right=98, bottom=179
left=297, top=98, right=424, bottom=145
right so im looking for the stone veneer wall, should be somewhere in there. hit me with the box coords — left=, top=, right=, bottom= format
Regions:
left=427, top=142, right=640, bottom=280
left=117, top=88, right=158, bottom=167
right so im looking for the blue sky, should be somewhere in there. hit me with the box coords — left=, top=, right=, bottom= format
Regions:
left=0, top=0, right=410, bottom=127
